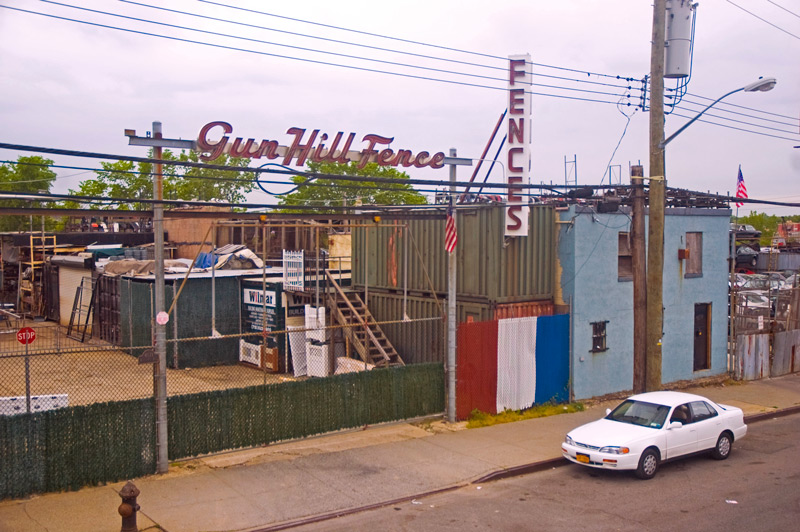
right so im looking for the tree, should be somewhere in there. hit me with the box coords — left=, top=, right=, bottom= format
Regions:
left=277, top=161, right=427, bottom=211
left=0, top=156, right=58, bottom=231
left=68, top=150, right=255, bottom=210
left=735, top=212, right=800, bottom=247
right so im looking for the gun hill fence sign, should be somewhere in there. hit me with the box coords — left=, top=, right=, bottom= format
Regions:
left=196, top=121, right=446, bottom=170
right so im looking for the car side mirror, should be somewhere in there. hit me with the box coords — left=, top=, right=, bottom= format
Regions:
left=605, top=408, right=612, bottom=416
left=668, top=421, right=683, bottom=429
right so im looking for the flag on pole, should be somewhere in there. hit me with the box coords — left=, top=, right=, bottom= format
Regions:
left=445, top=204, right=457, bottom=254
left=735, top=166, right=748, bottom=208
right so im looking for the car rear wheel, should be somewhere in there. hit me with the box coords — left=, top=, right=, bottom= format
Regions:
left=635, top=449, right=659, bottom=480
left=712, top=432, right=733, bottom=460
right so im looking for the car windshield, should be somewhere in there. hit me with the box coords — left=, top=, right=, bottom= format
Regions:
left=605, top=400, right=670, bottom=429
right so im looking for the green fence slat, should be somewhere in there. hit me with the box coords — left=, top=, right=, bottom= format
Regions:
left=2, top=363, right=444, bottom=499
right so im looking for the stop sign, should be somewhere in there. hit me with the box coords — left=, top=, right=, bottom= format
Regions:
left=17, top=327, right=36, bottom=345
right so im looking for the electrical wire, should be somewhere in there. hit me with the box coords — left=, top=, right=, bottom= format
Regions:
left=0, top=143, right=630, bottom=193
left=685, top=92, right=799, bottom=122
left=195, top=0, right=638, bottom=83
left=600, top=92, right=638, bottom=185
left=118, top=0, right=637, bottom=91
left=0, top=4, right=633, bottom=107
left=725, top=0, right=800, bottom=40
left=766, top=0, right=800, bottom=20
left=666, top=111, right=799, bottom=142
left=679, top=97, right=799, bottom=128
left=6, top=4, right=793, bottom=138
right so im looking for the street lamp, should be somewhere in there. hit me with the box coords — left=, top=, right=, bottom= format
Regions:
left=660, top=77, right=776, bottom=148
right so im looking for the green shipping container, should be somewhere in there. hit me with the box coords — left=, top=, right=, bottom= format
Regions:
left=352, top=204, right=555, bottom=302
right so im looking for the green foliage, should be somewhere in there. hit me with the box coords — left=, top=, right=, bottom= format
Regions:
left=466, top=402, right=585, bottom=429
left=735, top=212, right=800, bottom=246
left=69, top=150, right=255, bottom=210
left=277, top=161, right=427, bottom=212
left=0, top=156, right=58, bottom=231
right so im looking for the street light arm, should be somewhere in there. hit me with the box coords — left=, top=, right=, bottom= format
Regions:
left=658, top=86, right=745, bottom=149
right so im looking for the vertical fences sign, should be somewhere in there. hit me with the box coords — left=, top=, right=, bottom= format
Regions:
left=505, top=54, right=532, bottom=237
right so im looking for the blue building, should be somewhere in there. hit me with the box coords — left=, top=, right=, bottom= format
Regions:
left=557, top=205, right=730, bottom=400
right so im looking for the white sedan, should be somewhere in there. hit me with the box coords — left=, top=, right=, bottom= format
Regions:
left=561, top=391, right=747, bottom=479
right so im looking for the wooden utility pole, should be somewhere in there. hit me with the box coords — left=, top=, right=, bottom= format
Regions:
left=631, top=165, right=646, bottom=394
left=646, top=0, right=666, bottom=392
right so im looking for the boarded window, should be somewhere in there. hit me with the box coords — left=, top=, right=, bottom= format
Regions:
left=618, top=232, right=632, bottom=281
left=591, top=321, right=608, bottom=353
left=685, top=232, right=702, bottom=277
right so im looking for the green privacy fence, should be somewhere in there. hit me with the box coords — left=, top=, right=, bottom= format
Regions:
left=168, top=363, right=445, bottom=459
left=0, top=399, right=156, bottom=500
left=0, top=363, right=444, bottom=499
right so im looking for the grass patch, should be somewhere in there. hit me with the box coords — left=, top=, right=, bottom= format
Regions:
left=467, top=402, right=585, bottom=429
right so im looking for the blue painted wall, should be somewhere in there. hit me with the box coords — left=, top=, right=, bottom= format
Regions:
left=558, top=205, right=730, bottom=399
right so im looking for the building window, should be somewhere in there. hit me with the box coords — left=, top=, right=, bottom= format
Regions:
left=685, top=232, right=703, bottom=278
left=618, top=232, right=632, bottom=281
left=591, top=321, right=608, bottom=353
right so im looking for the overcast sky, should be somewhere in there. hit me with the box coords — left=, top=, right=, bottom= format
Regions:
left=1, top=0, right=798, bottom=215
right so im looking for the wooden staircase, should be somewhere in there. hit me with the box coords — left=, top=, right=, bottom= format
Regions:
left=325, top=270, right=403, bottom=368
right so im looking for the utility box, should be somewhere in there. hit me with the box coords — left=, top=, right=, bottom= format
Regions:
left=665, top=0, right=696, bottom=78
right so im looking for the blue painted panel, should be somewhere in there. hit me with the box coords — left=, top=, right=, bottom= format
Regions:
left=535, top=314, right=570, bottom=403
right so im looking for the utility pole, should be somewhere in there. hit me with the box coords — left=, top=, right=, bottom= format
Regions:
left=646, top=0, right=666, bottom=392
left=152, top=122, right=168, bottom=474
left=124, top=125, right=195, bottom=474
left=447, top=148, right=457, bottom=423
left=631, top=165, right=646, bottom=394
left=444, top=149, right=471, bottom=423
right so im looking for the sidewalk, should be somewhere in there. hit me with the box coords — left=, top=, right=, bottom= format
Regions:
left=2, top=374, right=799, bottom=532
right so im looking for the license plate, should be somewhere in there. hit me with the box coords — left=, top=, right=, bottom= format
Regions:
left=576, top=453, right=590, bottom=463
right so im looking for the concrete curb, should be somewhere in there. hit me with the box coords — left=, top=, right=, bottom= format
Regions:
left=744, top=404, right=800, bottom=424
left=248, top=484, right=466, bottom=532
left=252, top=405, right=800, bottom=531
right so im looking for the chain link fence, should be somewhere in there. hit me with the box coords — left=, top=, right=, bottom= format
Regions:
left=1, top=316, right=443, bottom=412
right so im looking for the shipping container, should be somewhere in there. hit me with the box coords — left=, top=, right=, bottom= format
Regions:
left=351, top=204, right=555, bottom=302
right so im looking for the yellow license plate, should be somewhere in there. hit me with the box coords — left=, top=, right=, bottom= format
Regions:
left=576, top=453, right=590, bottom=463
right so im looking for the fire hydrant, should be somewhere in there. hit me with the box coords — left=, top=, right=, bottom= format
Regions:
left=118, top=481, right=141, bottom=532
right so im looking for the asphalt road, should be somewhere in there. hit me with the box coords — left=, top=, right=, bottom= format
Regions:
left=290, top=413, right=800, bottom=532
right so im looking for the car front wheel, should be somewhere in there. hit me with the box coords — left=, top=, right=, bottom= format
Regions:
left=712, top=432, right=733, bottom=460
left=635, top=448, right=659, bottom=480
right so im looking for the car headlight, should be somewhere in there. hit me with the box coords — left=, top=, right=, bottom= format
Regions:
left=565, top=435, right=574, bottom=446
left=599, top=446, right=630, bottom=454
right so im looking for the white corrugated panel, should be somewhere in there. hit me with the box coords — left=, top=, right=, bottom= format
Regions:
left=58, top=266, right=93, bottom=328
left=496, top=316, right=537, bottom=412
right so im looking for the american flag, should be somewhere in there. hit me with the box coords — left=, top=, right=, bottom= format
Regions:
left=735, top=166, right=748, bottom=208
left=445, top=204, right=457, bottom=254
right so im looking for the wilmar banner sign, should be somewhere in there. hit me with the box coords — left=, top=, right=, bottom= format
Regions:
left=505, top=54, right=531, bottom=237
left=196, top=121, right=446, bottom=170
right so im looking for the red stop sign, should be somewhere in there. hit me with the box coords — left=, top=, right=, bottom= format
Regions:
left=17, top=327, right=36, bottom=345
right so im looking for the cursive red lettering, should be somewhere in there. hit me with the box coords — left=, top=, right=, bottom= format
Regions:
left=413, top=151, right=431, bottom=168
left=284, top=128, right=318, bottom=166
left=429, top=152, right=445, bottom=169
left=197, top=121, right=232, bottom=161
left=359, top=134, right=393, bottom=169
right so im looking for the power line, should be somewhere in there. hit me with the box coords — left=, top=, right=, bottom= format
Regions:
left=766, top=0, right=800, bottom=20
left=195, top=0, right=637, bottom=82
left=118, top=0, right=636, bottom=91
left=0, top=4, right=632, bottom=107
left=667, top=111, right=799, bottom=142
left=686, top=91, right=798, bottom=123
left=725, top=0, right=800, bottom=40
left=679, top=97, right=799, bottom=128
